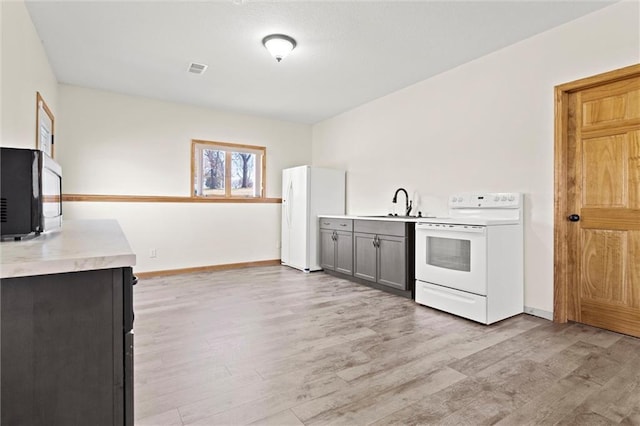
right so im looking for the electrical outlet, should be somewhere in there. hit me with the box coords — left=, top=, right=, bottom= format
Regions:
left=150, top=248, right=157, bottom=258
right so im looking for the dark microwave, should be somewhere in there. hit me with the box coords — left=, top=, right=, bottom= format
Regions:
left=1, top=147, right=63, bottom=240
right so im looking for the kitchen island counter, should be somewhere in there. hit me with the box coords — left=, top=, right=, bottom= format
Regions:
left=1, top=219, right=136, bottom=426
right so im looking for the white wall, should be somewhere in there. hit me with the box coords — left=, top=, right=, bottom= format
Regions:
left=64, top=202, right=282, bottom=273
left=311, top=2, right=640, bottom=315
left=58, top=85, right=311, bottom=272
left=1, top=0, right=58, bottom=148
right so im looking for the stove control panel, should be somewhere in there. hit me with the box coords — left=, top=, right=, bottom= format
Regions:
left=449, top=193, right=522, bottom=208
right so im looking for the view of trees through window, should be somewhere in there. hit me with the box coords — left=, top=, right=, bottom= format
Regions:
left=202, top=149, right=225, bottom=196
left=192, top=140, right=264, bottom=198
left=231, top=152, right=255, bottom=196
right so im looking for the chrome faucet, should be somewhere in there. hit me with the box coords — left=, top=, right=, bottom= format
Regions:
left=392, top=188, right=413, bottom=216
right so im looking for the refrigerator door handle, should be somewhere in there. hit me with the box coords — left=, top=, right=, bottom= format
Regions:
left=286, top=181, right=293, bottom=228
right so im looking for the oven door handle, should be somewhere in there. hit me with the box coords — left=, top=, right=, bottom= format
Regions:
left=424, top=286, right=477, bottom=304
left=416, top=225, right=486, bottom=235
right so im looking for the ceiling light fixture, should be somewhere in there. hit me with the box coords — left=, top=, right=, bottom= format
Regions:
left=262, top=34, right=296, bottom=63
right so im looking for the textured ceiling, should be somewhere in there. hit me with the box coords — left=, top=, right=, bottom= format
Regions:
left=25, top=0, right=617, bottom=124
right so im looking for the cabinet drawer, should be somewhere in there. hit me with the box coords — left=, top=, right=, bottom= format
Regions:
left=415, top=281, right=488, bottom=324
left=354, top=220, right=406, bottom=237
left=319, top=218, right=353, bottom=231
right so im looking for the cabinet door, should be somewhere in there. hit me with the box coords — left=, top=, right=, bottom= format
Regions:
left=319, top=229, right=336, bottom=271
left=1, top=268, right=123, bottom=426
left=353, top=232, right=377, bottom=282
left=335, top=230, right=353, bottom=275
left=377, top=235, right=407, bottom=290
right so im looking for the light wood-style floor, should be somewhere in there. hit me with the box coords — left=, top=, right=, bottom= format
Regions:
left=134, top=266, right=640, bottom=426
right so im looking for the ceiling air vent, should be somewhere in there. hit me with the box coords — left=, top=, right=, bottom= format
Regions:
left=187, top=62, right=208, bottom=75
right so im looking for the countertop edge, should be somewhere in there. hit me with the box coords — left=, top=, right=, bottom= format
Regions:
left=318, top=214, right=424, bottom=223
left=1, top=254, right=137, bottom=279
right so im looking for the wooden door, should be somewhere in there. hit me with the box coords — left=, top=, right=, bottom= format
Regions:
left=555, top=64, right=640, bottom=337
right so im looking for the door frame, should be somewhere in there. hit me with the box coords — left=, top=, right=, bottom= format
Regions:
left=553, top=63, right=640, bottom=322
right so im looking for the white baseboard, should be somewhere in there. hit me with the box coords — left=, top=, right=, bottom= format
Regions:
left=524, top=306, right=553, bottom=321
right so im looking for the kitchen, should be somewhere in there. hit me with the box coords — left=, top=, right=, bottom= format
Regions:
left=1, top=0, right=640, bottom=424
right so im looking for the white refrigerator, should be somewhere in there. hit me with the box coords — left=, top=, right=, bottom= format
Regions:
left=281, top=166, right=345, bottom=272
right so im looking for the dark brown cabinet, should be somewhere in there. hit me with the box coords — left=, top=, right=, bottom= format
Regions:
left=1, top=267, right=133, bottom=426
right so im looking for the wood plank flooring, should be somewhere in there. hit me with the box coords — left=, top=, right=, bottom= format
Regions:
left=133, top=266, right=640, bottom=425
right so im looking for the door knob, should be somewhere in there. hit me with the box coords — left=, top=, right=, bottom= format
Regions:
left=567, top=214, right=580, bottom=222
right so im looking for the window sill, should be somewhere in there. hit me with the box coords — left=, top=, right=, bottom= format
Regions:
left=62, top=194, right=282, bottom=204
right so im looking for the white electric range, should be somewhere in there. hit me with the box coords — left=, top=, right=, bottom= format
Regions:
left=414, top=192, right=524, bottom=324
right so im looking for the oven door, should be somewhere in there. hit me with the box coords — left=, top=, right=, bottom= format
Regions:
left=415, top=223, right=487, bottom=295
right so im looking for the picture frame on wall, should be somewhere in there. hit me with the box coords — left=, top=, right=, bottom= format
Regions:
left=36, top=92, right=55, bottom=158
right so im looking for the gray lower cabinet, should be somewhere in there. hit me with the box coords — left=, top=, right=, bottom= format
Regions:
left=354, top=231, right=407, bottom=290
left=320, top=229, right=337, bottom=270
left=321, top=218, right=415, bottom=298
left=334, top=231, right=354, bottom=274
left=319, top=218, right=353, bottom=275
left=376, top=234, right=407, bottom=290
left=353, top=232, right=377, bottom=282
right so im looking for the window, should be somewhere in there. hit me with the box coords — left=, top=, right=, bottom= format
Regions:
left=191, top=140, right=265, bottom=198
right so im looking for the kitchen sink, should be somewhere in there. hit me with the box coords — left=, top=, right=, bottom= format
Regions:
left=358, top=215, right=426, bottom=219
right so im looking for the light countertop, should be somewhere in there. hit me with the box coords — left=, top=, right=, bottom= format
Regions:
left=318, top=214, right=434, bottom=223
left=1, top=219, right=136, bottom=279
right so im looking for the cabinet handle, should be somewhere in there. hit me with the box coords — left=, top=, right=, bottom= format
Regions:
left=339, top=223, right=348, bottom=227
left=323, top=222, right=330, bottom=226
